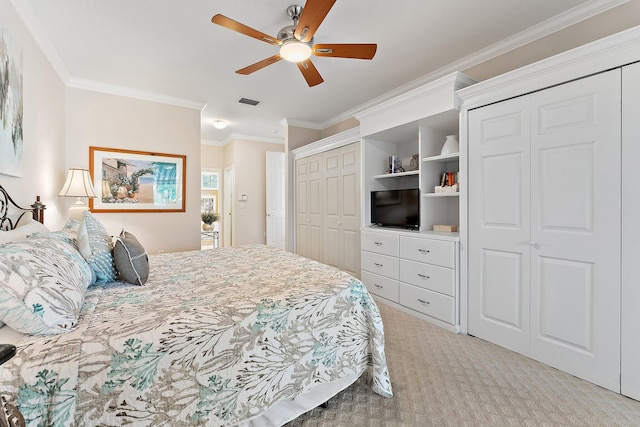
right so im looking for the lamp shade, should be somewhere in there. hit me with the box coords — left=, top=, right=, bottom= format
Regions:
left=58, top=168, right=97, bottom=198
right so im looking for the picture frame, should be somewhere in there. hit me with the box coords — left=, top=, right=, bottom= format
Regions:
left=89, top=146, right=186, bottom=213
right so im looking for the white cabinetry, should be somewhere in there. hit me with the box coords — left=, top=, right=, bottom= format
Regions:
left=362, top=229, right=459, bottom=332
left=458, top=26, right=640, bottom=399
left=355, top=72, right=475, bottom=332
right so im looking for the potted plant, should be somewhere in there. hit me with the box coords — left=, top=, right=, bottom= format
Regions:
left=201, top=211, right=219, bottom=230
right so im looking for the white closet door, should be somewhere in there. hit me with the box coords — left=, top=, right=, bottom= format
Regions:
left=322, top=143, right=361, bottom=276
left=295, top=154, right=323, bottom=262
left=323, top=148, right=342, bottom=270
left=529, top=70, right=621, bottom=392
left=622, top=62, right=640, bottom=400
left=338, top=143, right=361, bottom=277
left=468, top=95, right=532, bottom=355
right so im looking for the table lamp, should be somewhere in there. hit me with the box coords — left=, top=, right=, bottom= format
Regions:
left=58, top=168, right=97, bottom=221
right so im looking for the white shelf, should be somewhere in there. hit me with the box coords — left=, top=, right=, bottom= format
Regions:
left=422, top=153, right=459, bottom=163
left=423, top=192, right=460, bottom=198
left=373, top=170, right=419, bottom=179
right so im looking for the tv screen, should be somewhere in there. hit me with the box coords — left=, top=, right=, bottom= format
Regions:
left=371, top=189, right=420, bottom=229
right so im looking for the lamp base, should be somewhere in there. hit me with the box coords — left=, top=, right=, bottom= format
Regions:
left=68, top=198, right=88, bottom=222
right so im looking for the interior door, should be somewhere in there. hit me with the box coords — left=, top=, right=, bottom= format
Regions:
left=223, top=165, right=234, bottom=247
left=266, top=151, right=285, bottom=249
left=529, top=69, right=621, bottom=392
left=468, top=95, right=532, bottom=356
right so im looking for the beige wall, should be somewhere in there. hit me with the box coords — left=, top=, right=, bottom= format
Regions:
left=0, top=0, right=67, bottom=227
left=65, top=88, right=202, bottom=254
left=464, top=0, right=640, bottom=81
left=223, top=139, right=284, bottom=246
left=319, top=117, right=360, bottom=140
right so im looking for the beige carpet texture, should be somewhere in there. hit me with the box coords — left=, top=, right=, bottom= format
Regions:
left=287, top=301, right=640, bottom=427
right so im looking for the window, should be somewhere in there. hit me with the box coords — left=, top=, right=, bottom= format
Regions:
left=201, top=171, right=220, bottom=213
left=202, top=172, right=219, bottom=190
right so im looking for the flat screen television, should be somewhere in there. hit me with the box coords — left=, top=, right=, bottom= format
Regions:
left=371, top=189, right=420, bottom=229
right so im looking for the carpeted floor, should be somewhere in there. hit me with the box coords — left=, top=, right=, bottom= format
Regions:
left=286, top=301, right=640, bottom=426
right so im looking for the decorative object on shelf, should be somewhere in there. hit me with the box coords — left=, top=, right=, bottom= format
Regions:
left=436, top=171, right=459, bottom=193
left=440, top=134, right=459, bottom=155
left=387, top=156, right=404, bottom=173
left=201, top=211, right=219, bottom=231
left=58, top=168, right=97, bottom=221
left=89, top=146, right=186, bottom=213
left=408, top=154, right=419, bottom=171
left=433, top=224, right=458, bottom=232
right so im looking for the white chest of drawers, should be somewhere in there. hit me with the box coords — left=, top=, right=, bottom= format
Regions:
left=361, top=228, right=460, bottom=332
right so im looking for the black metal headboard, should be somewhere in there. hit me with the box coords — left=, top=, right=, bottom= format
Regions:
left=0, top=186, right=46, bottom=231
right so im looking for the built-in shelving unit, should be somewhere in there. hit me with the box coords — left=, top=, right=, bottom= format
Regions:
left=354, top=71, right=475, bottom=332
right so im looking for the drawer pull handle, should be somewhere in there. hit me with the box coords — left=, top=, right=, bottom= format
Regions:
left=418, top=274, right=430, bottom=280
left=418, top=249, right=430, bottom=254
left=374, top=241, right=383, bottom=246
left=374, top=262, right=383, bottom=267
left=374, top=284, right=383, bottom=289
left=418, top=299, right=430, bottom=305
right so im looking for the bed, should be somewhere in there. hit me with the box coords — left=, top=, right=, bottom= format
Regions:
left=0, top=186, right=392, bottom=426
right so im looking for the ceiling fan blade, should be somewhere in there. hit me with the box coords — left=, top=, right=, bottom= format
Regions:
left=313, top=43, right=377, bottom=60
left=294, top=0, right=336, bottom=42
left=296, top=59, right=324, bottom=87
left=236, top=55, right=283, bottom=75
left=212, top=14, right=281, bottom=46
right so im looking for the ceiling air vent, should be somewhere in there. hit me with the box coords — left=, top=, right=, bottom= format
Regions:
left=238, top=97, right=260, bottom=106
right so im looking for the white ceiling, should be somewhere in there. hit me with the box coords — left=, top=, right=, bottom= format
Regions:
left=16, top=0, right=622, bottom=144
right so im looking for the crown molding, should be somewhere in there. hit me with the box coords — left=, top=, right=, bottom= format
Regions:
left=281, top=118, right=324, bottom=131
left=67, top=78, right=207, bottom=110
left=225, top=133, right=285, bottom=145
left=457, top=24, right=640, bottom=109
left=201, top=139, right=225, bottom=147
left=322, top=0, right=631, bottom=129
left=291, top=127, right=360, bottom=159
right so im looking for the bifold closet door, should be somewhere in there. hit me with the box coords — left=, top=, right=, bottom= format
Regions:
left=622, top=62, right=640, bottom=400
left=295, top=154, right=323, bottom=262
left=323, top=143, right=361, bottom=277
left=528, top=69, right=621, bottom=392
left=468, top=95, right=532, bottom=356
left=469, top=69, right=621, bottom=392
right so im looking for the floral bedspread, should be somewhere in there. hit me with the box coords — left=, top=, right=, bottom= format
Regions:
left=0, top=245, right=392, bottom=426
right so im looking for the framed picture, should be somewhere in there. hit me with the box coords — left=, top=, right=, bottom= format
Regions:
left=89, top=146, right=186, bottom=213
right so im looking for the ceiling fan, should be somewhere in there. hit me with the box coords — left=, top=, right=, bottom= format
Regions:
left=211, top=0, right=377, bottom=87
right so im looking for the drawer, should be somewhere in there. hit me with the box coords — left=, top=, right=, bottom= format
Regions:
left=399, top=283, right=455, bottom=324
left=361, top=251, right=399, bottom=279
left=399, top=259, right=455, bottom=296
left=399, top=236, right=455, bottom=268
left=361, top=231, right=399, bottom=257
left=361, top=271, right=399, bottom=302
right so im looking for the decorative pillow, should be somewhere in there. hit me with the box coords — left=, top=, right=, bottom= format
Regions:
left=0, top=219, right=50, bottom=245
left=76, top=211, right=116, bottom=284
left=58, top=218, right=81, bottom=242
left=0, top=233, right=93, bottom=335
left=113, top=230, right=149, bottom=285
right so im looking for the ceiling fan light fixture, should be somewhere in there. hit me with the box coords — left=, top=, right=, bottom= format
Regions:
left=211, top=119, right=228, bottom=129
left=280, top=40, right=312, bottom=62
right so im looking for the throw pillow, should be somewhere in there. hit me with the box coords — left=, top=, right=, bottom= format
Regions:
left=76, top=211, right=116, bottom=284
left=113, top=230, right=149, bottom=285
left=0, top=233, right=93, bottom=335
